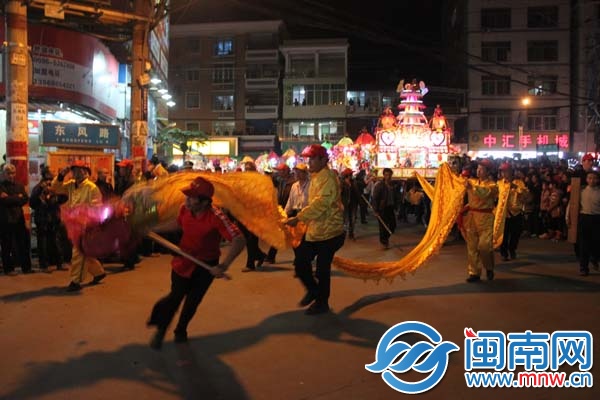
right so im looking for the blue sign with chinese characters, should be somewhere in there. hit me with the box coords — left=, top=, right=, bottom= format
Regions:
left=41, top=121, right=120, bottom=148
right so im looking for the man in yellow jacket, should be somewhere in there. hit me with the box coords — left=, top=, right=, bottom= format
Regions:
left=51, top=160, right=106, bottom=292
left=286, top=144, right=345, bottom=315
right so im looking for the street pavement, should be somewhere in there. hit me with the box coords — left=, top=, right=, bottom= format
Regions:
left=1, top=216, right=599, bottom=400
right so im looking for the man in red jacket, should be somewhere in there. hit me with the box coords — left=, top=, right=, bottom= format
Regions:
left=147, top=176, right=245, bottom=349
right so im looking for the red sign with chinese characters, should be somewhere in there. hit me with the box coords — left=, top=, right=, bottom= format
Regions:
left=469, top=132, right=569, bottom=151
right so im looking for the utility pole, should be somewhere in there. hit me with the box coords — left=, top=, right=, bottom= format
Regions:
left=4, top=0, right=29, bottom=186
left=130, top=0, right=152, bottom=174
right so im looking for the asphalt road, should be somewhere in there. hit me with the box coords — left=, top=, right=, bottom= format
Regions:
left=1, top=218, right=599, bottom=400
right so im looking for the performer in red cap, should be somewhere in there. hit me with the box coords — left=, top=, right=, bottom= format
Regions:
left=498, top=162, right=528, bottom=261
left=286, top=144, right=345, bottom=315
left=147, top=176, right=246, bottom=349
left=463, top=159, right=498, bottom=282
left=51, top=160, right=106, bottom=291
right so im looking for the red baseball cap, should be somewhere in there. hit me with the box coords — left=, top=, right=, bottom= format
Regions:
left=499, top=162, right=512, bottom=171
left=117, top=159, right=134, bottom=168
left=478, top=159, right=494, bottom=170
left=582, top=153, right=595, bottom=162
left=301, top=144, right=328, bottom=158
left=340, top=168, right=353, bottom=177
left=70, top=160, right=91, bottom=173
left=274, top=163, right=290, bottom=171
left=181, top=177, right=214, bottom=199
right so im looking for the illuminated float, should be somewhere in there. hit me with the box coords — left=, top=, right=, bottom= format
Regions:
left=375, top=80, right=452, bottom=178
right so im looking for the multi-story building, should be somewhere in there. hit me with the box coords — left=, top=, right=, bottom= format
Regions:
left=450, top=0, right=596, bottom=157
left=168, top=20, right=285, bottom=159
left=279, top=39, right=349, bottom=150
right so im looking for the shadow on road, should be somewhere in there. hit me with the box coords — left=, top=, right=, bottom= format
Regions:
left=338, top=270, right=600, bottom=318
left=2, top=310, right=390, bottom=400
left=0, top=286, right=83, bottom=302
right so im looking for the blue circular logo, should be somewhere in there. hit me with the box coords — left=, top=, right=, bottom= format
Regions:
left=366, top=321, right=459, bottom=394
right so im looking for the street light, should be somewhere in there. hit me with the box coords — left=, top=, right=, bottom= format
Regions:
left=521, top=97, right=531, bottom=106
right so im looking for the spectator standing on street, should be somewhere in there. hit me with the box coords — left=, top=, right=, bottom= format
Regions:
left=0, top=163, right=32, bottom=275
left=286, top=144, right=345, bottom=315
left=30, top=167, right=65, bottom=273
left=371, top=168, right=397, bottom=249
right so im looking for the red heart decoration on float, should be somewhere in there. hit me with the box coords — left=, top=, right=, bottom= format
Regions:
left=430, top=132, right=446, bottom=146
left=380, top=130, right=396, bottom=146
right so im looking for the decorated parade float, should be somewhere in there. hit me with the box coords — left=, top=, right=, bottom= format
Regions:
left=375, top=80, right=452, bottom=178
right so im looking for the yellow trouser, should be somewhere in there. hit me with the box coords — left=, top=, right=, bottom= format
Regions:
left=70, top=247, right=104, bottom=284
left=464, top=211, right=494, bottom=276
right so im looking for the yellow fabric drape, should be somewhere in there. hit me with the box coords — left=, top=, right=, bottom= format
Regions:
left=415, top=173, right=435, bottom=200
left=123, top=171, right=298, bottom=250
left=332, top=163, right=466, bottom=280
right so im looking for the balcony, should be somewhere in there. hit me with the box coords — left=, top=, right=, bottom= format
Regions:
left=245, top=105, right=278, bottom=119
left=245, top=77, right=278, bottom=89
left=346, top=104, right=380, bottom=117
left=245, top=49, right=279, bottom=62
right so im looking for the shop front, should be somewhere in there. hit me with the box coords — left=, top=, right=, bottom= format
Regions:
left=468, top=131, right=570, bottom=159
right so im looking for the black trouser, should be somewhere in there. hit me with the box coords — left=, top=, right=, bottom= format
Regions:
left=148, top=261, right=217, bottom=334
left=578, top=214, right=600, bottom=273
left=378, top=206, right=396, bottom=245
left=1, top=223, right=31, bottom=273
left=359, top=196, right=368, bottom=223
left=238, top=223, right=265, bottom=269
left=501, top=214, right=524, bottom=258
left=294, top=233, right=345, bottom=305
left=36, top=222, right=63, bottom=269
left=343, top=203, right=355, bottom=237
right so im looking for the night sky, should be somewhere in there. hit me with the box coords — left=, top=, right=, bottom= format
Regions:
left=169, top=0, right=445, bottom=89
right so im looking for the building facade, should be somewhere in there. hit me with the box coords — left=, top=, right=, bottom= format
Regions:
left=279, top=39, right=349, bottom=149
left=168, top=20, right=285, bottom=158
left=456, top=0, right=597, bottom=157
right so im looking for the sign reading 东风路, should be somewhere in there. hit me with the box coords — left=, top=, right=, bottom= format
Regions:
left=41, top=121, right=120, bottom=148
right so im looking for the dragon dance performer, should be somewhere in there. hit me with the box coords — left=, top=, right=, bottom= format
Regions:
left=286, top=144, right=345, bottom=315
left=463, top=159, right=498, bottom=282
left=498, top=162, right=528, bottom=261
left=51, top=160, right=107, bottom=292
left=147, top=176, right=245, bottom=349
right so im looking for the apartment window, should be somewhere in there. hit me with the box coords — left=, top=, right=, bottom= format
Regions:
left=212, top=95, right=234, bottom=111
left=214, top=39, right=233, bottom=56
left=186, top=69, right=200, bottom=81
left=527, top=76, right=558, bottom=96
left=185, top=92, right=200, bottom=109
left=481, top=110, right=511, bottom=130
left=318, top=121, right=340, bottom=136
left=481, top=75, right=511, bottom=95
left=212, top=63, right=234, bottom=83
left=330, top=84, right=345, bottom=105
left=481, top=8, right=511, bottom=29
left=481, top=41, right=511, bottom=62
left=382, top=96, right=393, bottom=108
left=186, top=122, right=200, bottom=132
left=527, top=109, right=558, bottom=131
left=286, top=122, right=315, bottom=137
left=319, top=53, right=345, bottom=76
left=527, top=6, right=558, bottom=28
left=212, top=121, right=235, bottom=135
left=315, top=84, right=330, bottom=105
left=187, top=39, right=201, bottom=53
left=527, top=41, right=558, bottom=62
left=290, top=85, right=314, bottom=106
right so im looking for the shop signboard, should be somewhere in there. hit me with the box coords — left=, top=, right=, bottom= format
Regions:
left=41, top=121, right=120, bottom=148
left=469, top=132, right=569, bottom=151
left=0, top=18, right=122, bottom=119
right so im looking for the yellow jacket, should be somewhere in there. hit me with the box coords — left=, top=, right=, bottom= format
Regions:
left=51, top=177, right=102, bottom=208
left=503, top=178, right=528, bottom=216
left=467, top=178, right=498, bottom=209
left=297, top=167, right=344, bottom=241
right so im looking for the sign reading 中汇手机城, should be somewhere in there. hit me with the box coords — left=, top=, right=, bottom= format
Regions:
left=41, top=121, right=120, bottom=148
